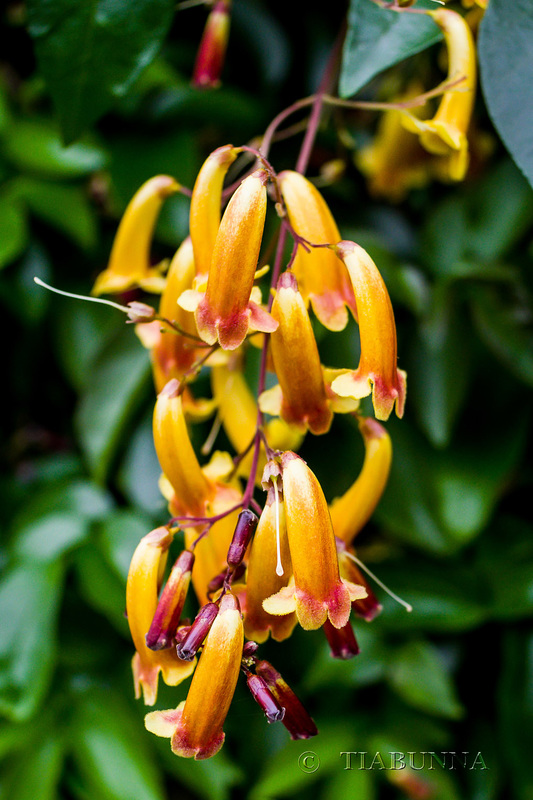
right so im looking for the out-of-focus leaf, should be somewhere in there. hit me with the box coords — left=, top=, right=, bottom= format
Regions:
left=249, top=723, right=355, bottom=799
left=305, top=626, right=388, bottom=691
left=387, top=640, right=464, bottom=719
left=0, top=190, right=28, bottom=269
left=12, top=479, right=113, bottom=535
left=155, top=736, right=244, bottom=800
left=320, top=767, right=375, bottom=800
left=118, top=415, right=166, bottom=515
left=477, top=517, right=533, bottom=621
left=1, top=729, right=65, bottom=800
left=12, top=176, right=97, bottom=249
left=96, top=509, right=153, bottom=582
left=340, top=0, right=442, bottom=98
left=409, top=287, right=471, bottom=447
left=74, top=545, right=129, bottom=634
left=479, top=0, right=533, bottom=188
left=498, top=629, right=533, bottom=800
left=470, top=284, right=533, bottom=388
left=0, top=560, right=63, bottom=721
left=75, top=327, right=152, bottom=482
left=11, top=512, right=89, bottom=563
left=232, top=0, right=291, bottom=87
left=27, top=0, right=175, bottom=143
left=70, top=688, right=165, bottom=800
left=3, top=119, right=107, bottom=178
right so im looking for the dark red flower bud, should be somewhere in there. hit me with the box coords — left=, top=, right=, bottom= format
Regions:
left=255, top=660, right=318, bottom=740
left=246, top=674, right=285, bottom=722
left=176, top=602, right=219, bottom=661
left=227, top=509, right=258, bottom=567
left=323, top=618, right=360, bottom=659
left=145, top=550, right=195, bottom=650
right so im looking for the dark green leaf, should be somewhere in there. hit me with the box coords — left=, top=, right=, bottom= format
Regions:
left=97, top=509, right=153, bottom=582
left=75, top=327, right=152, bottom=482
left=74, top=544, right=129, bottom=634
left=70, top=688, right=165, bottom=800
left=479, top=0, right=533, bottom=188
left=340, top=0, right=442, bottom=98
left=0, top=190, right=28, bottom=269
left=27, top=0, right=175, bottom=142
left=3, top=119, right=107, bottom=178
left=11, top=512, right=89, bottom=563
left=1, top=730, right=65, bottom=800
left=387, top=640, right=464, bottom=719
left=0, top=560, right=63, bottom=721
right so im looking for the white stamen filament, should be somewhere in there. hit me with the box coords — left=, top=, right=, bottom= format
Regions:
left=272, top=476, right=284, bottom=577
left=344, top=550, right=412, bottom=613
left=34, top=277, right=129, bottom=313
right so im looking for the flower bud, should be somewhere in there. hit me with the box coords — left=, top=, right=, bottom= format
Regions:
left=227, top=509, right=258, bottom=567
left=323, top=618, right=360, bottom=660
left=176, top=602, right=219, bottom=661
left=145, top=550, right=195, bottom=650
left=192, top=0, right=231, bottom=90
left=246, top=673, right=285, bottom=722
left=255, top=659, right=318, bottom=740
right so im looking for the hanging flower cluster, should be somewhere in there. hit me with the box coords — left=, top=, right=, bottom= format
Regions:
left=90, top=142, right=406, bottom=760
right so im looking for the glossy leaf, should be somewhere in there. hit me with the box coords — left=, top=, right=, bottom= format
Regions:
left=0, top=190, right=28, bottom=270
left=340, top=0, right=442, bottom=98
left=27, top=0, right=176, bottom=143
left=479, top=0, right=533, bottom=188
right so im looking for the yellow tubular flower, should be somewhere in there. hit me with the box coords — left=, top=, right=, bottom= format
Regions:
left=259, top=272, right=333, bottom=435
left=126, top=527, right=196, bottom=706
left=153, top=380, right=214, bottom=516
left=187, top=169, right=277, bottom=349
left=263, top=453, right=367, bottom=630
left=330, top=417, right=392, bottom=546
left=92, top=175, right=180, bottom=296
left=189, top=145, right=241, bottom=277
left=244, top=485, right=297, bottom=642
left=331, top=242, right=406, bottom=421
left=278, top=171, right=356, bottom=331
left=402, top=8, right=476, bottom=180
left=145, top=593, right=244, bottom=759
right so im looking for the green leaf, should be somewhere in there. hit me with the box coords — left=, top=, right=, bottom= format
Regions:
left=97, top=509, right=153, bottom=582
left=11, top=512, right=89, bottom=563
left=1, top=730, right=65, bottom=800
left=155, top=737, right=244, bottom=800
left=340, top=0, right=442, bottom=98
left=70, top=688, right=165, bottom=800
left=479, top=0, right=533, bottom=189
left=3, top=119, right=107, bottom=178
left=27, top=0, right=175, bottom=143
left=75, top=327, right=152, bottom=482
left=12, top=176, right=97, bottom=249
left=74, top=544, right=129, bottom=634
left=118, top=414, right=167, bottom=515
left=12, top=479, right=113, bottom=535
left=387, top=640, right=464, bottom=720
left=0, top=560, right=63, bottom=721
left=0, top=190, right=28, bottom=270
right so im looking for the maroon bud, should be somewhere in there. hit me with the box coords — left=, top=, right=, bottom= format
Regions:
left=145, top=550, right=194, bottom=650
left=176, top=602, right=219, bottom=661
left=255, top=660, right=318, bottom=740
left=227, top=509, right=258, bottom=567
left=243, top=641, right=259, bottom=658
left=246, top=674, right=285, bottom=723
left=323, top=618, right=360, bottom=659
left=348, top=566, right=383, bottom=621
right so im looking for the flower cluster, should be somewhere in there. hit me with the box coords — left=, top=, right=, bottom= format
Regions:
left=92, top=142, right=404, bottom=760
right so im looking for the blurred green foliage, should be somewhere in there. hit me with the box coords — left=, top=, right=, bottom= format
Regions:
left=1, top=1, right=533, bottom=799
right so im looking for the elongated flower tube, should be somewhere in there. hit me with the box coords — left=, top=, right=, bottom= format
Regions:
left=145, top=550, right=195, bottom=651
left=255, top=660, right=318, bottom=740
left=402, top=8, right=476, bottom=181
left=192, top=0, right=231, bottom=89
left=243, top=484, right=297, bottom=643
left=259, top=273, right=333, bottom=435
left=330, top=417, right=392, bottom=545
left=145, top=593, right=244, bottom=759
left=189, top=145, right=241, bottom=277
left=278, top=170, right=356, bottom=331
left=181, top=170, right=277, bottom=349
left=153, top=379, right=214, bottom=516
left=263, top=453, right=367, bottom=630
left=126, top=528, right=196, bottom=705
left=331, top=242, right=406, bottom=421
left=92, top=175, right=180, bottom=296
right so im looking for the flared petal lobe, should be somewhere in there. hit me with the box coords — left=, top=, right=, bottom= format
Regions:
left=92, top=175, right=179, bottom=296
left=278, top=171, right=356, bottom=331
left=331, top=242, right=406, bottom=421
left=145, top=593, right=244, bottom=759
left=126, top=527, right=195, bottom=705
left=260, top=272, right=333, bottom=435
left=263, top=453, right=367, bottom=630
